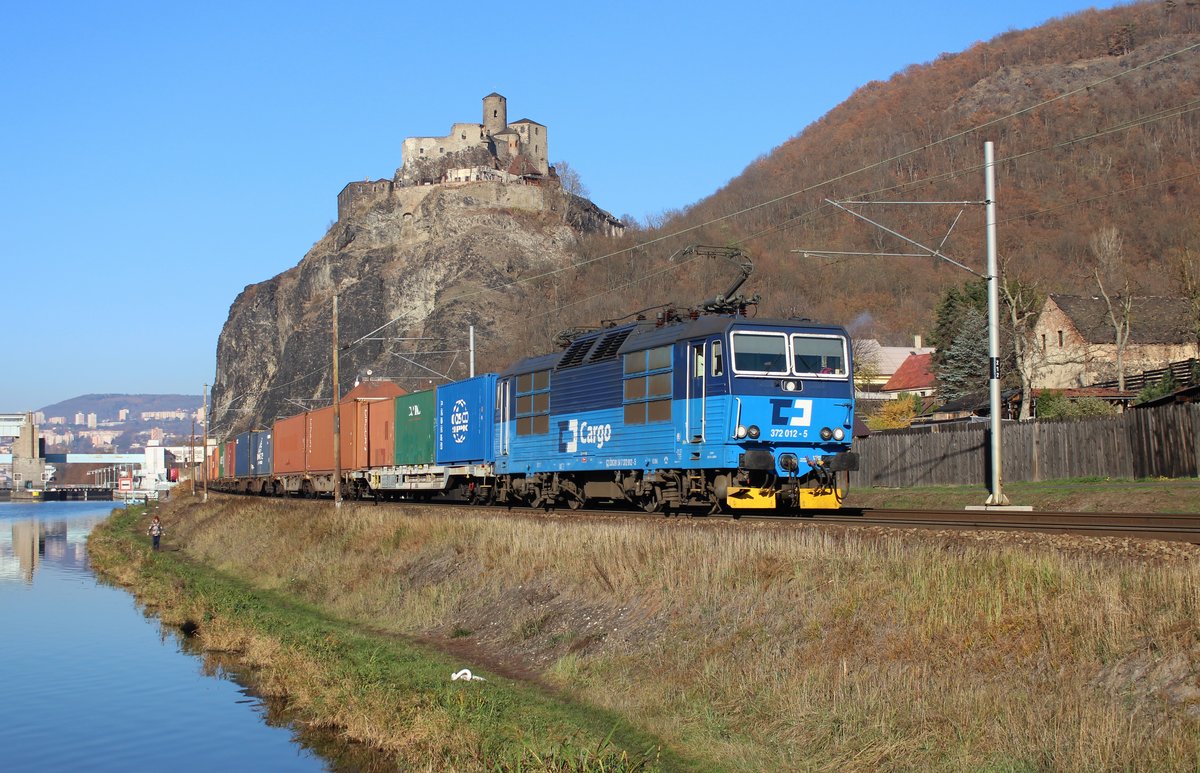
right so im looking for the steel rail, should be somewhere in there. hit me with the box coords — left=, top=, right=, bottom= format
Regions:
left=790, top=508, right=1200, bottom=544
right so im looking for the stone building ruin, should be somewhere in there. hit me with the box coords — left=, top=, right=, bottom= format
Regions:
left=335, top=93, right=622, bottom=237
left=401, top=93, right=549, bottom=185
left=337, top=93, right=550, bottom=222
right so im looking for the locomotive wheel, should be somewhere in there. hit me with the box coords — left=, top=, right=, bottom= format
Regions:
left=639, top=489, right=663, bottom=514
left=567, top=497, right=584, bottom=510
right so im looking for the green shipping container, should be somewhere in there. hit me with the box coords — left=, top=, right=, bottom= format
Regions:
left=218, top=445, right=225, bottom=478
left=394, top=391, right=436, bottom=465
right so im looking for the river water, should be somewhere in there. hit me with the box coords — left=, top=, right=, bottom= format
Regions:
left=0, top=501, right=330, bottom=771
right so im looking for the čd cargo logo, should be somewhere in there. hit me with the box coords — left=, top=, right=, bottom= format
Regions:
left=558, top=418, right=613, bottom=453
left=770, top=398, right=813, bottom=426
left=450, top=399, right=471, bottom=444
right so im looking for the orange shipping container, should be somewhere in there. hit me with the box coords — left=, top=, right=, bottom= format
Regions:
left=306, top=405, right=335, bottom=473
left=273, top=413, right=307, bottom=474
left=367, top=398, right=395, bottom=467
left=341, top=399, right=374, bottom=471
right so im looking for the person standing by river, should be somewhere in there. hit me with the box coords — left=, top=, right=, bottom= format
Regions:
left=147, top=515, right=163, bottom=551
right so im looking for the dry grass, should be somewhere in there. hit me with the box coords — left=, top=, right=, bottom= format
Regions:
left=91, top=504, right=674, bottom=770
left=159, top=494, right=1200, bottom=771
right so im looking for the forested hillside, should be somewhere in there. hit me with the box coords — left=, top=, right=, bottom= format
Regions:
left=550, top=0, right=1200, bottom=347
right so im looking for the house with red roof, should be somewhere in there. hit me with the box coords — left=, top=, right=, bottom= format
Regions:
left=881, top=352, right=937, bottom=398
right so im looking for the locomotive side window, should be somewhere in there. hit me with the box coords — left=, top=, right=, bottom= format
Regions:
left=730, top=332, right=789, bottom=375
left=516, top=368, right=552, bottom=435
left=791, top=334, right=848, bottom=377
left=711, top=340, right=724, bottom=377
left=623, top=345, right=673, bottom=424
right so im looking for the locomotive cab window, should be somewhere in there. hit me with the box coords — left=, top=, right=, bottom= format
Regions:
left=515, top=369, right=551, bottom=435
left=623, top=345, right=673, bottom=424
left=730, top=332, right=789, bottom=376
left=791, top=334, right=848, bottom=378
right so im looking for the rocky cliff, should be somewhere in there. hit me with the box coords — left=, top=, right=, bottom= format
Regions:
left=210, top=182, right=612, bottom=434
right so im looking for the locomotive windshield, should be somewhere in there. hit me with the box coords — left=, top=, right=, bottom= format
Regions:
left=730, top=330, right=848, bottom=378
left=730, top=332, right=790, bottom=375
left=791, top=334, right=847, bottom=377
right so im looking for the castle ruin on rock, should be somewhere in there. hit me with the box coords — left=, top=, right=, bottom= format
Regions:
left=337, top=93, right=593, bottom=224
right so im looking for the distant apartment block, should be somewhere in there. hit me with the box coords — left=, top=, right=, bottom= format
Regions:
left=86, top=413, right=97, bottom=429
left=33, top=411, right=45, bottom=424
left=47, top=416, right=66, bottom=425
left=118, top=408, right=129, bottom=421
left=141, top=410, right=188, bottom=421
left=40, top=429, right=74, bottom=446
left=79, top=430, right=122, bottom=447
left=74, top=412, right=85, bottom=425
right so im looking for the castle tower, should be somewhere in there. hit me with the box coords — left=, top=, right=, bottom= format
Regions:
left=483, top=93, right=507, bottom=136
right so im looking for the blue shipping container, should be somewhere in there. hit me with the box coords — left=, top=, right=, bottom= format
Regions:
left=234, top=431, right=252, bottom=477
left=249, top=430, right=273, bottom=477
left=436, top=374, right=497, bottom=465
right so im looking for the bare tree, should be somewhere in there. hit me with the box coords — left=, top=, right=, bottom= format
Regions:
left=999, top=262, right=1044, bottom=420
left=1171, top=245, right=1200, bottom=350
left=1090, top=226, right=1135, bottom=390
left=552, top=160, right=588, bottom=198
left=851, top=338, right=882, bottom=395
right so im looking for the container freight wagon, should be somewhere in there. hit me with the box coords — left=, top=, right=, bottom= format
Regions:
left=261, top=380, right=406, bottom=498
left=366, top=378, right=496, bottom=502
left=234, top=433, right=252, bottom=478
left=221, top=429, right=275, bottom=494
left=273, top=413, right=307, bottom=475
left=394, top=391, right=435, bottom=465
left=207, top=445, right=219, bottom=483
left=249, top=430, right=273, bottom=478
left=224, top=440, right=237, bottom=480
left=367, top=398, right=396, bottom=467
left=437, top=375, right=497, bottom=465
left=367, top=390, right=435, bottom=498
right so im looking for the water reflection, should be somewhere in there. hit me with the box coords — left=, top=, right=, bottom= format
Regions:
left=0, top=516, right=103, bottom=584
left=0, top=502, right=332, bottom=772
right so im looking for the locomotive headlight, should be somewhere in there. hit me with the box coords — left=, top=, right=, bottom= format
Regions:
left=820, top=427, right=834, bottom=441
left=782, top=380, right=797, bottom=392
left=736, top=425, right=748, bottom=439
left=833, top=427, right=846, bottom=441
left=747, top=425, right=761, bottom=439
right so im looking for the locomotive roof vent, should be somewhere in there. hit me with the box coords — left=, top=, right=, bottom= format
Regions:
left=556, top=335, right=600, bottom=369
left=588, top=329, right=632, bottom=363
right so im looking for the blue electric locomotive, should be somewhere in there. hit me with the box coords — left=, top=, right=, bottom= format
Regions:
left=493, top=313, right=858, bottom=513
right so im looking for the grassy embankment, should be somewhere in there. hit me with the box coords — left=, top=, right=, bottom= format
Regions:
left=95, top=491, right=1200, bottom=771
left=89, top=503, right=682, bottom=771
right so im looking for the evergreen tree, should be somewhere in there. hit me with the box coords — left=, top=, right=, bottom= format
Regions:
left=937, top=305, right=990, bottom=401
left=1135, top=370, right=1178, bottom=404
left=928, top=280, right=988, bottom=369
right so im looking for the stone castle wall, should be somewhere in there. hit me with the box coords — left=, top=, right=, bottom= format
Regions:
left=401, top=122, right=490, bottom=174
left=337, top=94, right=557, bottom=222
left=337, top=179, right=394, bottom=222
left=510, top=120, right=548, bottom=174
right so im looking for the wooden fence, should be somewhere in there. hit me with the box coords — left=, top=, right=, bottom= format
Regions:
left=850, top=404, right=1200, bottom=487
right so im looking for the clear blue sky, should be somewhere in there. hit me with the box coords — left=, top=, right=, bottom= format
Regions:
left=1, top=0, right=1125, bottom=411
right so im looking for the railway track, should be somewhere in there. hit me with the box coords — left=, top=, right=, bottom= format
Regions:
left=520, top=501, right=1200, bottom=544
left=213, top=491, right=1200, bottom=544
left=773, top=508, right=1200, bottom=544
